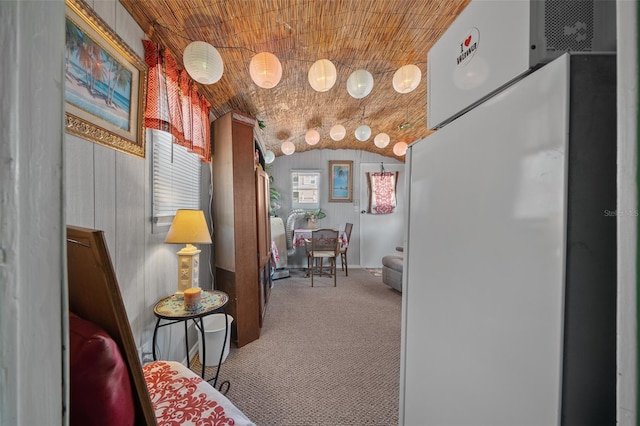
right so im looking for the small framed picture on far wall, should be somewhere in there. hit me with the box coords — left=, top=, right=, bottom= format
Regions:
left=328, top=160, right=353, bottom=202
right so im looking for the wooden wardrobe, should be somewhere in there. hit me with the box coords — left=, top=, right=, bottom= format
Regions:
left=211, top=111, right=271, bottom=347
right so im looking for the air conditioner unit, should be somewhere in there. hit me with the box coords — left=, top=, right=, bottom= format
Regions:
left=427, top=0, right=616, bottom=129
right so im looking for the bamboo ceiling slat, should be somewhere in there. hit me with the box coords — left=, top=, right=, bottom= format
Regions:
left=120, top=0, right=470, bottom=158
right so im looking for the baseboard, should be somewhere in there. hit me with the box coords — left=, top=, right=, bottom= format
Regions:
left=182, top=342, right=200, bottom=366
left=287, top=264, right=363, bottom=270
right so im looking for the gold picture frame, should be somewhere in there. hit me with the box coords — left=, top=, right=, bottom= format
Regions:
left=328, top=160, right=353, bottom=202
left=64, top=0, right=147, bottom=158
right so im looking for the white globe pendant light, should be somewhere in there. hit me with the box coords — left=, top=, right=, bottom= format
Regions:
left=392, top=64, right=421, bottom=93
left=305, top=129, right=320, bottom=145
left=308, top=59, right=337, bottom=92
left=183, top=41, right=224, bottom=84
left=355, top=125, right=371, bottom=142
left=249, top=52, right=282, bottom=88
left=393, top=141, right=408, bottom=156
left=281, top=141, right=296, bottom=155
left=346, top=69, right=374, bottom=99
left=329, top=124, right=346, bottom=141
left=264, top=150, right=275, bottom=164
left=374, top=133, right=390, bottom=148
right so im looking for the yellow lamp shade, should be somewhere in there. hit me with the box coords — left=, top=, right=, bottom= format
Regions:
left=249, top=52, right=282, bottom=88
left=183, top=41, right=224, bottom=85
left=308, top=59, right=337, bottom=92
left=165, top=209, right=212, bottom=245
left=393, top=64, right=421, bottom=94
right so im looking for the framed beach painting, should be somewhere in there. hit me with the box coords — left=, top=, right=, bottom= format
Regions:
left=64, top=0, right=147, bottom=158
left=328, top=160, right=353, bottom=202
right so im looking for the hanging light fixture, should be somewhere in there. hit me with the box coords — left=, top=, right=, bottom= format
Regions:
left=354, top=106, right=370, bottom=142
left=249, top=52, right=282, bottom=88
left=305, top=129, right=320, bottom=145
left=264, top=150, right=275, bottom=164
left=281, top=141, right=296, bottom=155
left=308, top=59, right=337, bottom=92
left=329, top=124, right=346, bottom=141
left=374, top=133, right=390, bottom=148
left=393, top=142, right=408, bottom=156
left=183, top=41, right=224, bottom=85
left=346, top=69, right=374, bottom=99
left=355, top=125, right=371, bottom=142
left=392, top=64, right=421, bottom=93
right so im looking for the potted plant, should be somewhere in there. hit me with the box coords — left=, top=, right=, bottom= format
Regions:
left=304, top=208, right=326, bottom=228
left=268, top=174, right=281, bottom=216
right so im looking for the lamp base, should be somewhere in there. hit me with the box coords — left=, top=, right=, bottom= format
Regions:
left=176, top=247, right=201, bottom=294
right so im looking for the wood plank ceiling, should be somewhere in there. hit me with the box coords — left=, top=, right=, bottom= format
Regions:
left=120, top=0, right=470, bottom=159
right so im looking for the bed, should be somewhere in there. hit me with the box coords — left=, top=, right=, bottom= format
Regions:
left=67, top=225, right=255, bottom=426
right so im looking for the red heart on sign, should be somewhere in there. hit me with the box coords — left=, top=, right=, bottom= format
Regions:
left=464, top=35, right=472, bottom=47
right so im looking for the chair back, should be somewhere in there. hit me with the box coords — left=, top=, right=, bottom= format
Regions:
left=311, top=228, right=340, bottom=254
left=344, top=223, right=353, bottom=242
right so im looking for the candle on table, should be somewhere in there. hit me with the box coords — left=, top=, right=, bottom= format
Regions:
left=183, top=287, right=202, bottom=310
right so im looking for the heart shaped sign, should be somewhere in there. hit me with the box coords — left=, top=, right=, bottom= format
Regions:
left=464, top=35, right=472, bottom=47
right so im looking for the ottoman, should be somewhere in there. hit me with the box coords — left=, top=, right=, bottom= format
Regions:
left=382, top=255, right=403, bottom=292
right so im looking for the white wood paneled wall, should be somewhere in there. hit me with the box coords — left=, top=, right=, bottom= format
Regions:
left=65, top=0, right=213, bottom=363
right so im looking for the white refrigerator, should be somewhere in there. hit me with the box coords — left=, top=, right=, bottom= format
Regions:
left=400, top=3, right=616, bottom=425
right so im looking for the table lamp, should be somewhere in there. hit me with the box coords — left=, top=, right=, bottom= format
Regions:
left=165, top=209, right=212, bottom=296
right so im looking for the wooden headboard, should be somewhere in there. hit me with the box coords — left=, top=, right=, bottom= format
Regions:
left=67, top=226, right=157, bottom=425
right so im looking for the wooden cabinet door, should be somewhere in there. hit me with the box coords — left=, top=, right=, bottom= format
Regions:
left=255, top=169, right=271, bottom=323
left=255, top=169, right=270, bottom=265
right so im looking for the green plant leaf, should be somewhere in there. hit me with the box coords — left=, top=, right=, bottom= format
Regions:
left=270, top=187, right=280, bottom=201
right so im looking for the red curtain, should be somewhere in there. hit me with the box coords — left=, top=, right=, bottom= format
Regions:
left=179, top=69, right=210, bottom=160
left=142, top=40, right=211, bottom=162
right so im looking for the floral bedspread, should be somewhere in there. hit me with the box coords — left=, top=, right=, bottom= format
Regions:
left=143, top=361, right=255, bottom=426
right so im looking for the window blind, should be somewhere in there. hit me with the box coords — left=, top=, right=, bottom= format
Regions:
left=152, top=129, right=201, bottom=225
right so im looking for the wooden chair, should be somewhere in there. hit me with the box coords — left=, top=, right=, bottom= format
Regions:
left=305, top=228, right=340, bottom=287
left=340, top=223, right=353, bottom=276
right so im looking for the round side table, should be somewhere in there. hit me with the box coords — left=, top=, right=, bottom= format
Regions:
left=152, top=290, right=229, bottom=387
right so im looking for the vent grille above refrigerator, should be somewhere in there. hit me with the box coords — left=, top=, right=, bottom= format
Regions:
left=532, top=0, right=616, bottom=65
left=544, top=0, right=595, bottom=52
left=427, top=0, right=616, bottom=130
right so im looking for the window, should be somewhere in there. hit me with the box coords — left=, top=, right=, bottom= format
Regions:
left=291, top=170, right=320, bottom=210
left=151, top=129, right=201, bottom=227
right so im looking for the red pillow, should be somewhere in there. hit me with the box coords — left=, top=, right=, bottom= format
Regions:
left=69, top=312, right=135, bottom=426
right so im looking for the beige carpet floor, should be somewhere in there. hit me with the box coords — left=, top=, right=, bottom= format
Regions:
left=193, top=268, right=402, bottom=425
